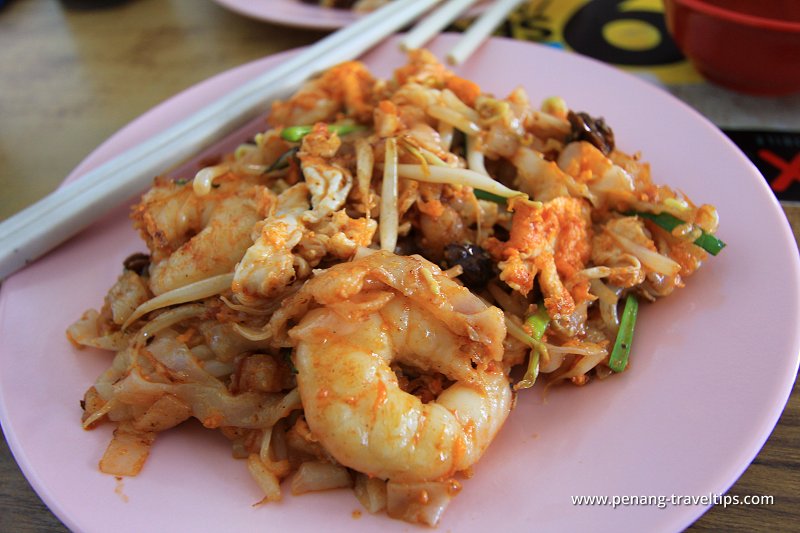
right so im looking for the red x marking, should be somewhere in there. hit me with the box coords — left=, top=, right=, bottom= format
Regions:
left=759, top=149, right=800, bottom=193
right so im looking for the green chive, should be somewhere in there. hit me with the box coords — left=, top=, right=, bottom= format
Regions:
left=265, top=146, right=299, bottom=173
left=627, top=210, right=726, bottom=256
left=525, top=305, right=550, bottom=340
left=279, top=124, right=365, bottom=142
left=608, top=294, right=638, bottom=373
left=474, top=189, right=508, bottom=205
left=516, top=305, right=550, bottom=390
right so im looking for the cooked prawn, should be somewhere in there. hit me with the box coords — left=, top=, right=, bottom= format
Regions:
left=132, top=176, right=273, bottom=295
left=286, top=251, right=510, bottom=482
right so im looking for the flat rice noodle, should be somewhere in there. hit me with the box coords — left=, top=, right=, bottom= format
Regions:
left=131, top=393, right=191, bottom=433
left=67, top=309, right=127, bottom=351
left=386, top=480, right=461, bottom=527
left=354, top=473, right=388, bottom=514
left=112, top=368, right=300, bottom=429
left=290, top=461, right=352, bottom=495
left=548, top=348, right=609, bottom=385
left=99, top=422, right=155, bottom=477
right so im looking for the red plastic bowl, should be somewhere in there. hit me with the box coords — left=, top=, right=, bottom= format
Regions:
left=663, top=0, right=800, bottom=95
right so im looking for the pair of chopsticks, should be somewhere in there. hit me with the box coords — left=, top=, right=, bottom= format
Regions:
left=401, top=0, right=526, bottom=65
left=0, top=0, right=524, bottom=281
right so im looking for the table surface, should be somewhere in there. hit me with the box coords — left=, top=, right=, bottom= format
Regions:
left=1, top=1, right=798, bottom=532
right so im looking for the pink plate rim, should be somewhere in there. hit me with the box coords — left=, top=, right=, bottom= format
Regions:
left=212, top=0, right=490, bottom=30
left=1, top=35, right=798, bottom=533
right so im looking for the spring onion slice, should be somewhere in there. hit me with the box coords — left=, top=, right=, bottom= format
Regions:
left=627, top=210, right=726, bottom=256
left=473, top=189, right=508, bottom=204
left=525, top=304, right=550, bottom=339
left=516, top=305, right=550, bottom=390
left=265, top=147, right=299, bottom=173
left=608, top=294, right=638, bottom=373
left=279, top=124, right=365, bottom=142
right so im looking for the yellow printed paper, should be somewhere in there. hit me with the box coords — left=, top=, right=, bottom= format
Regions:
left=458, top=0, right=702, bottom=85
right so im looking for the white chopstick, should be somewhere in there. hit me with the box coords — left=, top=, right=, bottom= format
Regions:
left=399, top=0, right=482, bottom=51
left=447, top=0, right=525, bottom=65
left=0, top=0, right=442, bottom=281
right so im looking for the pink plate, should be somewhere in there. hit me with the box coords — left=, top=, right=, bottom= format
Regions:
left=212, top=0, right=489, bottom=30
left=1, top=35, right=798, bottom=533
left=213, top=0, right=359, bottom=30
